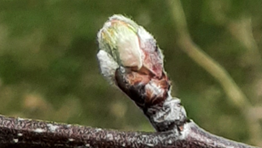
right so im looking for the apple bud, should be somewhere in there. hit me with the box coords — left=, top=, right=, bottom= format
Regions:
left=97, top=15, right=164, bottom=79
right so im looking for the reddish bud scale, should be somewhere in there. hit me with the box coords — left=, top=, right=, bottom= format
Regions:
left=115, top=67, right=170, bottom=108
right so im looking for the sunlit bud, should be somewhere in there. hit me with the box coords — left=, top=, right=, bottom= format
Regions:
left=97, top=15, right=164, bottom=78
left=98, top=15, right=143, bottom=70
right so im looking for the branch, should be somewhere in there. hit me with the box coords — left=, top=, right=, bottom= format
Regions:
left=167, top=0, right=251, bottom=109
left=0, top=115, right=255, bottom=148
left=0, top=14, right=258, bottom=148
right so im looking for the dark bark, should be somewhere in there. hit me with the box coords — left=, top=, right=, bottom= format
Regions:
left=0, top=115, right=256, bottom=148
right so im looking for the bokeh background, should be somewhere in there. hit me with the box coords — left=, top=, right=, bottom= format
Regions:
left=0, top=0, right=261, bottom=146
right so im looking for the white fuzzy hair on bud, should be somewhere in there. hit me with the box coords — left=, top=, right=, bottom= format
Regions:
left=97, top=50, right=119, bottom=84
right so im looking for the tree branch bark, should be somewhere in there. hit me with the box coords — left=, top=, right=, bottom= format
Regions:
left=0, top=115, right=256, bottom=148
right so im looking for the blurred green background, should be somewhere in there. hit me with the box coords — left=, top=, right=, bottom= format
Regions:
left=0, top=0, right=261, bottom=146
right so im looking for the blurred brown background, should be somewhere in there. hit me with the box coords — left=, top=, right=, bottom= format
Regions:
left=0, top=0, right=261, bottom=146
